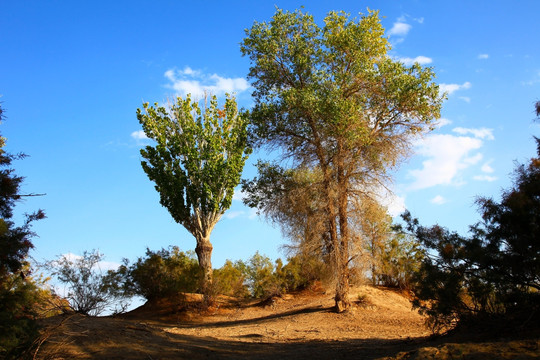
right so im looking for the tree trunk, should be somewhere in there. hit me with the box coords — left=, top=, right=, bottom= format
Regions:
left=334, top=162, right=351, bottom=313
left=334, top=263, right=350, bottom=313
left=195, top=238, right=213, bottom=300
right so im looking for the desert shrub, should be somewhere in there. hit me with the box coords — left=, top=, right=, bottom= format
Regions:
left=213, top=260, right=249, bottom=298
left=0, top=263, right=58, bottom=359
left=275, top=254, right=324, bottom=292
left=235, top=252, right=324, bottom=298
left=376, top=230, right=424, bottom=290
left=241, top=252, right=281, bottom=298
left=45, top=250, right=129, bottom=316
left=126, top=247, right=200, bottom=300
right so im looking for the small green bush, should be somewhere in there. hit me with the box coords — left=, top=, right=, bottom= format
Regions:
left=0, top=263, right=57, bottom=359
left=376, top=231, right=424, bottom=290
left=242, top=252, right=280, bottom=298
left=213, top=260, right=249, bottom=298
left=126, top=247, right=200, bottom=300
left=275, top=254, right=324, bottom=292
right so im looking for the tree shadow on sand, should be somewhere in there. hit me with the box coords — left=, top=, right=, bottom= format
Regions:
left=38, top=314, right=428, bottom=360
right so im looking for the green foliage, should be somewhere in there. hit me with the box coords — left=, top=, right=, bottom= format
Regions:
left=237, top=252, right=323, bottom=298
left=375, top=228, right=424, bottom=290
left=213, top=260, right=249, bottom=298
left=241, top=252, right=279, bottom=298
left=137, top=94, right=251, bottom=294
left=241, top=8, right=443, bottom=310
left=125, top=247, right=200, bottom=300
left=274, top=254, right=325, bottom=292
left=137, top=94, right=251, bottom=228
left=46, top=250, right=130, bottom=316
left=0, top=112, right=45, bottom=279
left=0, top=104, right=46, bottom=358
left=0, top=267, right=43, bottom=358
left=406, top=137, right=540, bottom=331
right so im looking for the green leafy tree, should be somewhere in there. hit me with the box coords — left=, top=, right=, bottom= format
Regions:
left=137, top=94, right=251, bottom=297
left=241, top=9, right=443, bottom=311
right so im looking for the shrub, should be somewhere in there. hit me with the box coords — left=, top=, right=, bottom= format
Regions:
left=275, top=254, right=324, bottom=292
left=376, top=230, right=424, bottom=290
left=0, top=263, right=57, bottom=359
left=213, top=260, right=249, bottom=298
left=126, top=247, right=200, bottom=300
left=45, top=250, right=129, bottom=316
left=242, top=252, right=280, bottom=298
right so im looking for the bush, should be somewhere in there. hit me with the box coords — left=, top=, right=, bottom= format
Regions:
left=125, top=247, right=200, bottom=300
left=376, top=229, right=424, bottom=290
left=226, top=252, right=323, bottom=299
left=275, top=254, right=324, bottom=292
left=242, top=252, right=280, bottom=298
left=213, top=260, right=249, bottom=298
left=0, top=263, right=58, bottom=359
left=45, top=250, right=129, bottom=316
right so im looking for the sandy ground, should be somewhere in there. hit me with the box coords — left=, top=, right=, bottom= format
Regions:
left=34, top=285, right=540, bottom=360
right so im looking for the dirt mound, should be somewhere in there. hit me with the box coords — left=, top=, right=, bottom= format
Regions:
left=33, top=286, right=539, bottom=359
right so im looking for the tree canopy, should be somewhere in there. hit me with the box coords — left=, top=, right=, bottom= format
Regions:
left=137, top=94, right=251, bottom=295
left=241, top=8, right=443, bottom=311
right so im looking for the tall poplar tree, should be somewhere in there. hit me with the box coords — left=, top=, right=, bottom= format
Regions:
left=241, top=9, right=443, bottom=311
left=137, top=94, right=250, bottom=297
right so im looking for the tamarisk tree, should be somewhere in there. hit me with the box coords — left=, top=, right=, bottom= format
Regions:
left=137, top=94, right=250, bottom=296
left=241, top=9, right=443, bottom=311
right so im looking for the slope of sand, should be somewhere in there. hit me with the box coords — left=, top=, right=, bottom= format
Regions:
left=34, top=285, right=539, bottom=359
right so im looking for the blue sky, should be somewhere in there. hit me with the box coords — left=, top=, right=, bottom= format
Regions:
left=1, top=1, right=539, bottom=271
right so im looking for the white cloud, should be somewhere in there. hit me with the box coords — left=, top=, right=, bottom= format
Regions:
left=435, top=118, right=452, bottom=128
left=459, top=96, right=471, bottom=103
left=131, top=130, right=148, bottom=140
left=397, top=55, right=433, bottom=66
left=232, top=188, right=246, bottom=202
left=56, top=253, right=121, bottom=271
left=377, top=188, right=406, bottom=218
left=408, top=134, right=484, bottom=190
left=181, top=66, right=199, bottom=76
left=463, top=153, right=483, bottom=165
left=473, top=175, right=498, bottom=182
left=439, top=81, right=472, bottom=95
left=481, top=161, right=494, bottom=173
left=452, top=127, right=494, bottom=140
left=164, top=67, right=249, bottom=98
left=388, top=22, right=411, bottom=37
left=223, top=210, right=244, bottom=220
left=430, top=195, right=447, bottom=205
left=477, top=54, right=489, bottom=60
left=222, top=207, right=259, bottom=220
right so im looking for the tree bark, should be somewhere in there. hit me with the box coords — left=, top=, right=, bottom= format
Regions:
left=195, top=238, right=213, bottom=300
left=335, top=180, right=351, bottom=312
left=334, top=262, right=350, bottom=313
